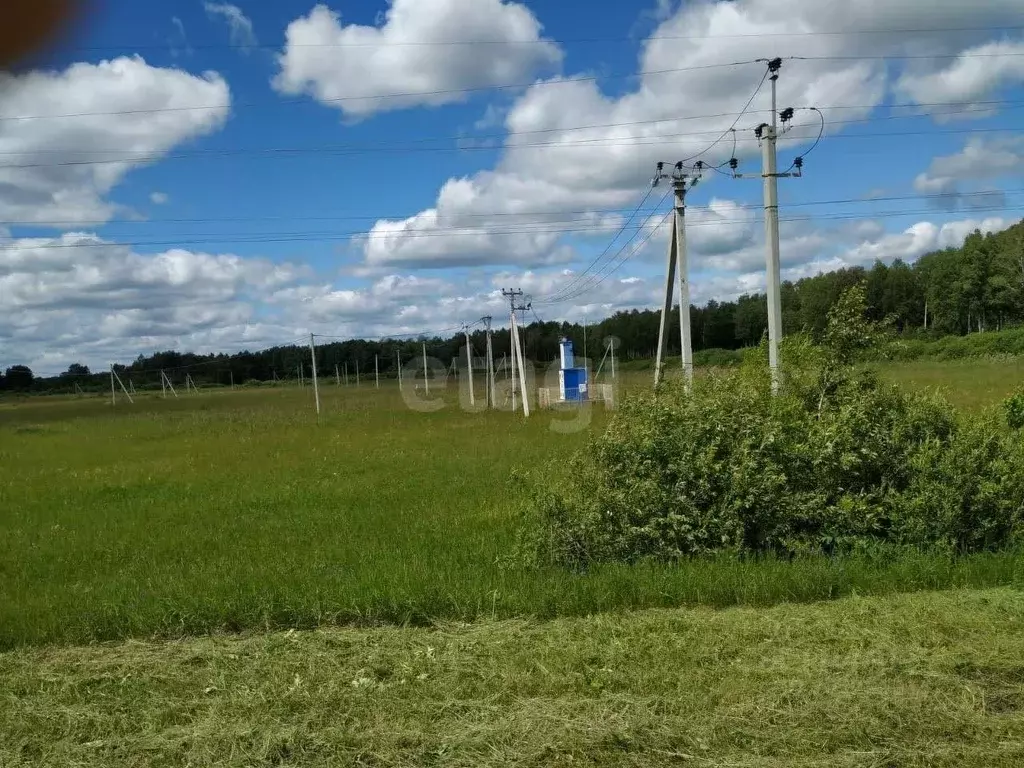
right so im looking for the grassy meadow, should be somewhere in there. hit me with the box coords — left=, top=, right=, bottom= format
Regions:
left=1, top=359, right=1023, bottom=649
left=2, top=359, right=1024, bottom=766
left=3, top=588, right=1024, bottom=766
left=878, top=357, right=1024, bottom=410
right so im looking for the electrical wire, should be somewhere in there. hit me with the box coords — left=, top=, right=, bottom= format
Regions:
left=539, top=210, right=675, bottom=305
left=1, top=103, right=1015, bottom=170
left=2, top=97, right=1016, bottom=161
left=793, top=52, right=1024, bottom=63
left=778, top=106, right=826, bottom=175
left=3, top=197, right=1021, bottom=252
left=3, top=51, right=1019, bottom=122
left=375, top=324, right=466, bottom=341
left=679, top=65, right=770, bottom=166
left=528, top=199, right=1024, bottom=307
left=67, top=335, right=312, bottom=378
left=536, top=62, right=778, bottom=304
left=0, top=61, right=764, bottom=122
left=536, top=185, right=656, bottom=298
left=62, top=25, right=1024, bottom=53
left=536, top=190, right=672, bottom=305
left=4, top=186, right=1022, bottom=228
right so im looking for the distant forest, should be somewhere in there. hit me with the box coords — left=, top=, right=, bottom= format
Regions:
left=4, top=220, right=1023, bottom=394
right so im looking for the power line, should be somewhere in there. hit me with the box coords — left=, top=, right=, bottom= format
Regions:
left=2, top=51, right=1020, bottom=122
left=6, top=187, right=1021, bottom=228
left=542, top=186, right=659, bottom=297
left=3, top=199, right=1021, bottom=252
left=49, top=335, right=311, bottom=378
left=534, top=199, right=1022, bottom=307
left=680, top=66, right=770, bottom=165
left=0, top=61, right=765, bottom=122
left=63, top=25, right=1024, bottom=53
left=538, top=210, right=675, bottom=306
left=374, top=325, right=466, bottom=341
left=539, top=191, right=674, bottom=305
left=794, top=52, right=1024, bottom=62
left=1, top=106, right=1016, bottom=171
left=543, top=61, right=800, bottom=306
left=1, top=98, right=1015, bottom=160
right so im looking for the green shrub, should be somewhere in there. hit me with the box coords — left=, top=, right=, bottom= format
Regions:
left=1005, top=389, right=1024, bottom=430
left=521, top=289, right=1024, bottom=568
left=881, top=326, right=1024, bottom=362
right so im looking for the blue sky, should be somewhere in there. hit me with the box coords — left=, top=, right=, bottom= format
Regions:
left=1, top=0, right=1023, bottom=373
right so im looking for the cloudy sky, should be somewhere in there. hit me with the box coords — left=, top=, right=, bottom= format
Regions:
left=1, top=0, right=1022, bottom=374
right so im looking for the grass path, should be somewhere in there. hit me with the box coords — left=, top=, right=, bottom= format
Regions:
left=3, top=587, right=1023, bottom=767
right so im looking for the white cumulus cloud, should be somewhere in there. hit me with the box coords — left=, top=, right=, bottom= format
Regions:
left=273, top=0, right=562, bottom=119
left=0, top=56, right=229, bottom=227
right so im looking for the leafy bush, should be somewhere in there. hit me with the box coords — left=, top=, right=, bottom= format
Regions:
left=1005, top=389, right=1024, bottom=430
left=521, top=288, right=1024, bottom=567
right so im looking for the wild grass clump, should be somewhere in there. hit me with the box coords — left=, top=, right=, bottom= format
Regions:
left=522, top=286, right=1024, bottom=568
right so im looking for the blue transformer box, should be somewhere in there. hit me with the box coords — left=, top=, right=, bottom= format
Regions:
left=557, top=337, right=588, bottom=401
left=560, top=367, right=588, bottom=401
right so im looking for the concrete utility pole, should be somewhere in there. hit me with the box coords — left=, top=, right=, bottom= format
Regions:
left=762, top=58, right=783, bottom=393
left=463, top=324, right=475, bottom=408
left=502, top=289, right=531, bottom=417
left=160, top=370, right=178, bottom=398
left=582, top=316, right=588, bottom=374
left=309, top=334, right=321, bottom=417
left=110, top=365, right=134, bottom=404
left=653, top=160, right=702, bottom=389
left=483, top=316, right=496, bottom=408
left=421, top=341, right=429, bottom=396
left=730, top=57, right=804, bottom=393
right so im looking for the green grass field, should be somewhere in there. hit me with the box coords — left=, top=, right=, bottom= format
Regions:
left=878, top=358, right=1024, bottom=410
left=1, top=360, right=1023, bottom=649
left=2, top=359, right=1023, bottom=765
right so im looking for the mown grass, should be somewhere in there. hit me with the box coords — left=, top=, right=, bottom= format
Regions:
left=0, top=360, right=1022, bottom=649
left=2, top=588, right=1023, bottom=766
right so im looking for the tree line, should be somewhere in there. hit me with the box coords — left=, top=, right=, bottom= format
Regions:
left=3, top=220, right=1022, bottom=394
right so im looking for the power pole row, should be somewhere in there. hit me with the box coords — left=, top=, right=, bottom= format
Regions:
left=653, top=57, right=807, bottom=394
